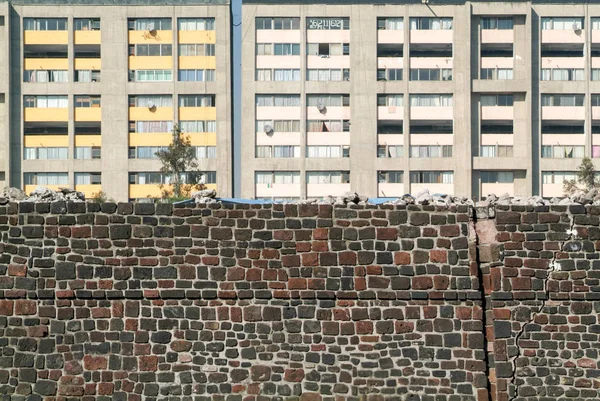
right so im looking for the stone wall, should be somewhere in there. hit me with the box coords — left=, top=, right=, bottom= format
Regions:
left=0, top=201, right=598, bottom=401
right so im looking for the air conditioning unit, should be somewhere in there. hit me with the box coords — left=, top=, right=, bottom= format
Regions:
left=148, top=103, right=157, bottom=111
left=263, top=124, right=274, bottom=135
left=317, top=102, right=327, bottom=113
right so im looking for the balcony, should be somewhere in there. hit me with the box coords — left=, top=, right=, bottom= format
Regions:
left=541, top=29, right=585, bottom=44
left=378, top=134, right=404, bottom=145
left=307, top=183, right=350, bottom=197
left=410, top=57, right=453, bottom=69
left=378, top=30, right=404, bottom=44
left=410, top=134, right=453, bottom=146
left=481, top=106, right=514, bottom=120
left=256, top=132, right=301, bottom=146
left=24, top=58, right=68, bottom=70
left=410, top=107, right=453, bottom=121
left=24, top=135, right=68, bottom=147
left=377, top=57, right=403, bottom=70
left=481, top=30, right=513, bottom=44
left=255, top=183, right=301, bottom=198
left=75, top=184, right=102, bottom=198
left=378, top=183, right=404, bottom=197
left=74, top=31, right=101, bottom=45
left=542, top=134, right=585, bottom=146
left=306, top=106, right=350, bottom=120
left=541, top=57, right=585, bottom=69
left=542, top=106, right=585, bottom=120
left=129, top=132, right=216, bottom=146
left=410, top=30, right=453, bottom=44
left=129, top=107, right=173, bottom=121
left=256, top=30, right=301, bottom=43
left=128, top=30, right=173, bottom=44
left=306, top=132, right=350, bottom=146
left=74, top=58, right=102, bottom=70
left=480, top=57, right=513, bottom=69
left=306, top=55, right=350, bottom=69
left=74, top=108, right=101, bottom=122
left=24, top=31, right=68, bottom=45
left=378, top=106, right=404, bottom=120
left=410, top=183, right=453, bottom=195
left=75, top=135, right=102, bottom=147
left=178, top=30, right=216, bottom=44
left=179, top=107, right=216, bottom=121
left=256, top=56, right=301, bottom=69
left=178, top=56, right=216, bottom=70
left=128, top=56, right=173, bottom=70
left=480, top=134, right=513, bottom=146
left=24, top=108, right=68, bottom=122
left=481, top=183, right=514, bottom=197
left=256, top=107, right=301, bottom=120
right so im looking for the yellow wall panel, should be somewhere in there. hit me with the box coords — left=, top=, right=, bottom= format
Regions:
left=24, top=135, right=69, bottom=147
left=178, top=56, right=216, bottom=70
left=24, top=108, right=68, bottom=122
left=74, top=58, right=102, bottom=70
left=188, top=133, right=217, bottom=146
left=129, top=183, right=217, bottom=199
left=25, top=184, right=64, bottom=194
left=179, top=107, right=216, bottom=121
left=129, top=107, right=173, bottom=121
left=178, top=30, right=216, bottom=44
left=24, top=58, right=68, bottom=70
left=128, top=30, right=173, bottom=44
left=75, top=184, right=102, bottom=198
left=74, top=31, right=101, bottom=45
left=129, top=56, right=173, bottom=70
left=75, top=108, right=102, bottom=122
left=24, top=31, right=68, bottom=45
left=75, top=135, right=102, bottom=146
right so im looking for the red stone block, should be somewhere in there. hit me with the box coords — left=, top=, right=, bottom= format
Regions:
left=312, top=241, right=328, bottom=252
left=395, top=321, right=414, bottom=333
left=274, top=230, right=293, bottom=240
left=394, top=252, right=411, bottom=265
left=433, top=276, right=449, bottom=290
left=83, top=355, right=107, bottom=370
left=430, top=250, right=448, bottom=263
left=15, top=300, right=36, bottom=315
left=138, top=355, right=158, bottom=371
left=284, top=369, right=305, bottom=382
left=7, top=264, right=26, bottom=277
left=376, top=228, right=398, bottom=240
left=356, top=321, right=373, bottom=334
left=511, top=277, right=531, bottom=291
left=313, top=228, right=328, bottom=240
left=412, top=277, right=433, bottom=290
left=288, top=278, right=307, bottom=290
left=456, top=307, right=472, bottom=320
left=0, top=300, right=13, bottom=316
left=296, top=242, right=312, bottom=252
left=97, top=383, right=114, bottom=395
left=440, top=225, right=460, bottom=237
left=71, top=226, right=92, bottom=238
left=338, top=251, right=356, bottom=265
left=301, top=253, right=318, bottom=266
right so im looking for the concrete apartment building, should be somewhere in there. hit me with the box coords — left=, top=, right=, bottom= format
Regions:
left=0, top=0, right=232, bottom=202
left=241, top=0, right=600, bottom=201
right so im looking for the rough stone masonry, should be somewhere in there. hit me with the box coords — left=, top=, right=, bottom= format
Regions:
left=0, top=201, right=598, bottom=401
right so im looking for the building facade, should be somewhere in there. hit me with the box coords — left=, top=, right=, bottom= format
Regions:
left=0, top=0, right=232, bottom=201
left=241, top=0, right=600, bottom=200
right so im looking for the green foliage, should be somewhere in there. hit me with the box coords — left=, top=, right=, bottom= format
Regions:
left=564, top=157, right=600, bottom=196
left=155, top=124, right=205, bottom=200
left=89, top=191, right=115, bottom=203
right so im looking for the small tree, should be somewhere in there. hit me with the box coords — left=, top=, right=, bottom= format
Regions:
left=564, top=157, right=600, bottom=196
left=155, top=124, right=205, bottom=201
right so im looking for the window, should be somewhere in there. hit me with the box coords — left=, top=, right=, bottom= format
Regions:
left=306, top=146, right=349, bottom=158
left=134, top=70, right=173, bottom=82
left=593, top=95, right=600, bottom=107
left=307, top=95, right=350, bottom=107
left=541, top=145, right=585, bottom=158
left=255, top=171, right=301, bottom=184
left=24, top=173, right=68, bottom=185
left=542, top=94, right=584, bottom=107
left=179, top=95, right=215, bottom=107
left=75, top=70, right=100, bottom=83
left=178, top=69, right=215, bottom=82
left=24, top=70, right=68, bottom=83
left=257, top=43, right=300, bottom=56
left=378, top=18, right=404, bottom=30
left=306, top=69, right=350, bottom=82
left=256, top=18, right=300, bottom=30
left=378, top=171, right=403, bottom=184
left=179, top=121, right=216, bottom=133
left=75, top=96, right=101, bottom=108
left=378, top=95, right=404, bottom=107
left=24, top=18, right=67, bottom=31
left=410, top=17, right=453, bottom=30
left=132, top=121, right=174, bottom=133
left=481, top=17, right=513, bottom=30
left=593, top=69, right=600, bottom=81
left=481, top=171, right=514, bottom=183
left=256, top=69, right=301, bottom=82
left=377, top=69, right=403, bottom=81
left=409, top=69, right=452, bottom=81
left=377, top=145, right=404, bottom=158
left=480, top=145, right=513, bottom=157
left=130, top=44, right=172, bottom=56
left=481, top=95, right=514, bottom=106
left=541, top=68, right=584, bottom=81
left=306, top=171, right=350, bottom=184
left=128, top=146, right=166, bottom=159
left=178, top=44, right=215, bottom=56
left=410, top=171, right=453, bottom=183
left=593, top=18, right=600, bottom=30
left=23, top=147, right=68, bottom=160
left=24, top=96, right=68, bottom=108
left=542, top=171, right=577, bottom=184
left=74, top=146, right=101, bottom=159
left=306, top=17, right=349, bottom=30
left=541, top=17, right=583, bottom=30
left=195, top=146, right=217, bottom=159
left=129, top=171, right=215, bottom=185
left=74, top=19, right=100, bottom=31
left=75, top=173, right=101, bottom=185
left=409, top=145, right=452, bottom=158
left=480, top=68, right=513, bottom=80
left=256, top=120, right=301, bottom=133
left=593, top=146, right=600, bottom=158
left=129, top=95, right=172, bottom=107
left=306, top=43, right=349, bottom=56
left=306, top=120, right=349, bottom=132
left=256, top=95, right=301, bottom=107
left=129, top=18, right=172, bottom=31
left=178, top=18, right=215, bottom=31
left=410, top=95, right=453, bottom=107
left=256, top=146, right=300, bottom=158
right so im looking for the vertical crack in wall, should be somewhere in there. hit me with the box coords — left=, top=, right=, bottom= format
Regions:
left=507, top=214, right=575, bottom=401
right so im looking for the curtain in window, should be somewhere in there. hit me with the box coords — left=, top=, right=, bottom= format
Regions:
left=442, top=172, right=453, bottom=183
left=136, top=96, right=172, bottom=107
left=75, top=174, right=91, bottom=185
